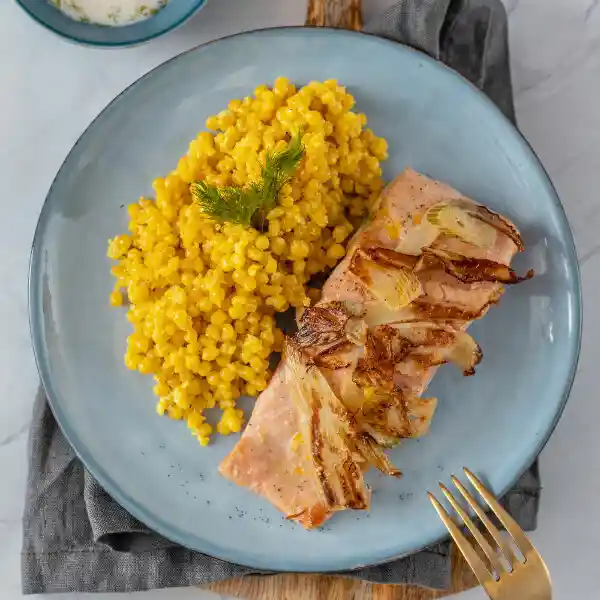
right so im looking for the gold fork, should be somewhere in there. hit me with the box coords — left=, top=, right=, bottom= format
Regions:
left=429, top=467, right=552, bottom=600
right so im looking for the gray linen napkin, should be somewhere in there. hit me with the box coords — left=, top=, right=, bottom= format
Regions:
left=22, top=0, right=541, bottom=593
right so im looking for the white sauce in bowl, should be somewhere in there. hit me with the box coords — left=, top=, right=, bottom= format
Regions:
left=50, top=0, right=168, bottom=26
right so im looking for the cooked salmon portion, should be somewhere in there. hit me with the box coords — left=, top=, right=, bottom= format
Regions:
left=219, top=168, right=532, bottom=528
left=218, top=363, right=332, bottom=528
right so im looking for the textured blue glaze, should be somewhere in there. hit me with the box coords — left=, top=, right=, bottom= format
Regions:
left=29, top=28, right=581, bottom=572
left=16, top=0, right=205, bottom=47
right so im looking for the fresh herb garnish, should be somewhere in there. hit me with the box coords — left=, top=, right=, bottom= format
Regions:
left=191, top=181, right=264, bottom=228
left=191, top=131, right=304, bottom=228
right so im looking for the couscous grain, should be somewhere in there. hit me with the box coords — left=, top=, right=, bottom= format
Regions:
left=107, top=78, right=387, bottom=445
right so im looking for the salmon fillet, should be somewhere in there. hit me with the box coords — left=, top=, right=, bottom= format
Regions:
left=220, top=168, right=532, bottom=528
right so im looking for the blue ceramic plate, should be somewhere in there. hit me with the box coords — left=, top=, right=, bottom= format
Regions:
left=16, top=0, right=205, bottom=47
left=29, top=28, right=581, bottom=571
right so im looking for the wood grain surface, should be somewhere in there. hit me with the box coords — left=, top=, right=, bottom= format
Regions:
left=306, top=0, right=363, bottom=29
left=206, top=547, right=478, bottom=599
left=205, top=0, right=480, bottom=597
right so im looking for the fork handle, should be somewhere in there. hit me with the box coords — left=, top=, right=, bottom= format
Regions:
left=305, top=0, right=363, bottom=30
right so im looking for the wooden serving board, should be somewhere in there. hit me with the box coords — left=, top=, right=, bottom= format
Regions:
left=206, top=1, right=480, bottom=598
left=205, top=547, right=477, bottom=600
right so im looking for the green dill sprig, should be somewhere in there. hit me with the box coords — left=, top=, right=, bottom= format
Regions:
left=261, top=130, right=304, bottom=206
left=191, top=131, right=304, bottom=228
left=190, top=181, right=263, bottom=227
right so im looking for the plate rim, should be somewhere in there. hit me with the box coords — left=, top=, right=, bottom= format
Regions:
left=28, top=26, right=583, bottom=572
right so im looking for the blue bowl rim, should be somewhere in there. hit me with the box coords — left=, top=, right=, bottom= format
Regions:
left=15, top=0, right=206, bottom=48
left=28, top=26, right=582, bottom=571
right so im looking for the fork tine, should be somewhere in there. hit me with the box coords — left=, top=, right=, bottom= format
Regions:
left=451, top=474, right=517, bottom=567
left=439, top=483, right=505, bottom=574
left=428, top=492, right=492, bottom=585
left=464, top=468, right=534, bottom=556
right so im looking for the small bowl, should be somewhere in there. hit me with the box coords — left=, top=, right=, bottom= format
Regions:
left=16, top=0, right=206, bottom=48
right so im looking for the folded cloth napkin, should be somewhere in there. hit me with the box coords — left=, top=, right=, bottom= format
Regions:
left=22, top=0, right=541, bottom=593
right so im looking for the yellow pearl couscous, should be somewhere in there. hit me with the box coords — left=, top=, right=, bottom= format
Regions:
left=107, top=78, right=388, bottom=445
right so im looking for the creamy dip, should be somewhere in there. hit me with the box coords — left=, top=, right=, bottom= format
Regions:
left=50, top=0, right=168, bottom=26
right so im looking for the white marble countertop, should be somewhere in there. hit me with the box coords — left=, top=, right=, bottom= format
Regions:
left=1, top=0, right=598, bottom=598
